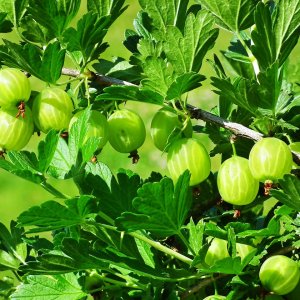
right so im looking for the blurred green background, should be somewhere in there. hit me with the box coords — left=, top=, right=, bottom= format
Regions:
left=0, top=1, right=229, bottom=226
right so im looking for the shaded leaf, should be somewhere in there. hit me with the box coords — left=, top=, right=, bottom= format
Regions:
left=116, top=171, right=192, bottom=237
left=0, top=12, right=13, bottom=33
left=76, top=171, right=141, bottom=220
left=270, top=174, right=300, bottom=211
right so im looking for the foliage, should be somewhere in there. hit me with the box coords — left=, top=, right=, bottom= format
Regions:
left=0, top=0, right=300, bottom=299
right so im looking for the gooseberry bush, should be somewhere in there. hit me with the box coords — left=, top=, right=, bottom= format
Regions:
left=0, top=0, right=300, bottom=299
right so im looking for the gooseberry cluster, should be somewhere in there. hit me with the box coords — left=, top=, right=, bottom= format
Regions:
left=0, top=68, right=146, bottom=159
left=0, top=68, right=295, bottom=207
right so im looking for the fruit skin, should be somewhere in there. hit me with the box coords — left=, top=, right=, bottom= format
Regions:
left=205, top=238, right=229, bottom=266
left=69, top=110, right=109, bottom=150
left=259, top=255, right=300, bottom=295
left=150, top=108, right=192, bottom=151
left=32, top=87, right=74, bottom=133
left=249, top=137, right=293, bottom=182
left=217, top=156, right=259, bottom=205
left=167, top=138, right=211, bottom=186
left=204, top=238, right=255, bottom=266
left=108, top=109, right=146, bottom=153
left=0, top=68, right=31, bottom=107
left=0, top=107, right=34, bottom=151
left=236, top=243, right=255, bottom=260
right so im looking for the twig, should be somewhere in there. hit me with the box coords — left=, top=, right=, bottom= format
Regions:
left=62, top=68, right=135, bottom=87
left=188, top=105, right=263, bottom=141
left=60, top=67, right=300, bottom=163
left=180, top=274, right=228, bottom=299
left=267, top=246, right=296, bottom=258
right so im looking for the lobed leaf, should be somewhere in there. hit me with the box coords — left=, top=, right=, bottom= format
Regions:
left=138, top=0, right=190, bottom=35
left=196, top=0, right=259, bottom=32
left=10, top=273, right=87, bottom=300
left=0, top=40, right=65, bottom=84
left=17, top=197, right=95, bottom=232
left=87, top=0, right=128, bottom=25
left=116, top=171, right=192, bottom=237
left=164, top=10, right=218, bottom=74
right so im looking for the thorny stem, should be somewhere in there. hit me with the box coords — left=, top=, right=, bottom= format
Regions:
left=89, top=219, right=193, bottom=266
left=60, top=67, right=300, bottom=164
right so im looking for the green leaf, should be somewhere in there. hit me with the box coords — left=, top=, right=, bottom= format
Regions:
left=1, top=151, right=44, bottom=184
left=77, top=171, right=141, bottom=220
left=251, top=2, right=276, bottom=71
left=0, top=222, right=27, bottom=265
left=141, top=57, right=174, bottom=97
left=0, top=12, right=13, bottom=33
left=270, top=174, right=300, bottom=211
left=256, top=62, right=282, bottom=113
left=63, top=12, right=110, bottom=64
left=39, top=42, right=66, bottom=83
left=164, top=10, right=218, bottom=74
left=0, top=250, right=20, bottom=271
left=196, top=0, right=259, bottom=32
left=47, top=137, right=72, bottom=179
left=188, top=218, right=205, bottom=255
left=24, top=0, right=81, bottom=42
left=48, top=109, right=101, bottom=179
left=93, top=59, right=142, bottom=83
left=211, top=77, right=259, bottom=115
left=66, top=195, right=96, bottom=218
left=84, top=161, right=113, bottom=188
left=237, top=218, right=281, bottom=238
left=134, top=237, right=156, bottom=268
left=17, top=198, right=92, bottom=232
left=251, top=1, right=300, bottom=70
left=60, top=239, right=179, bottom=281
left=95, top=85, right=164, bottom=105
left=273, top=0, right=300, bottom=65
left=202, top=257, right=244, bottom=275
left=138, top=0, right=190, bottom=35
left=10, top=273, right=87, bottom=300
left=68, top=108, right=92, bottom=162
left=166, top=72, right=205, bottom=100
left=87, top=0, right=128, bottom=25
left=116, top=171, right=192, bottom=237
left=0, top=40, right=65, bottom=84
left=38, top=130, right=59, bottom=173
left=7, top=151, right=38, bottom=172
